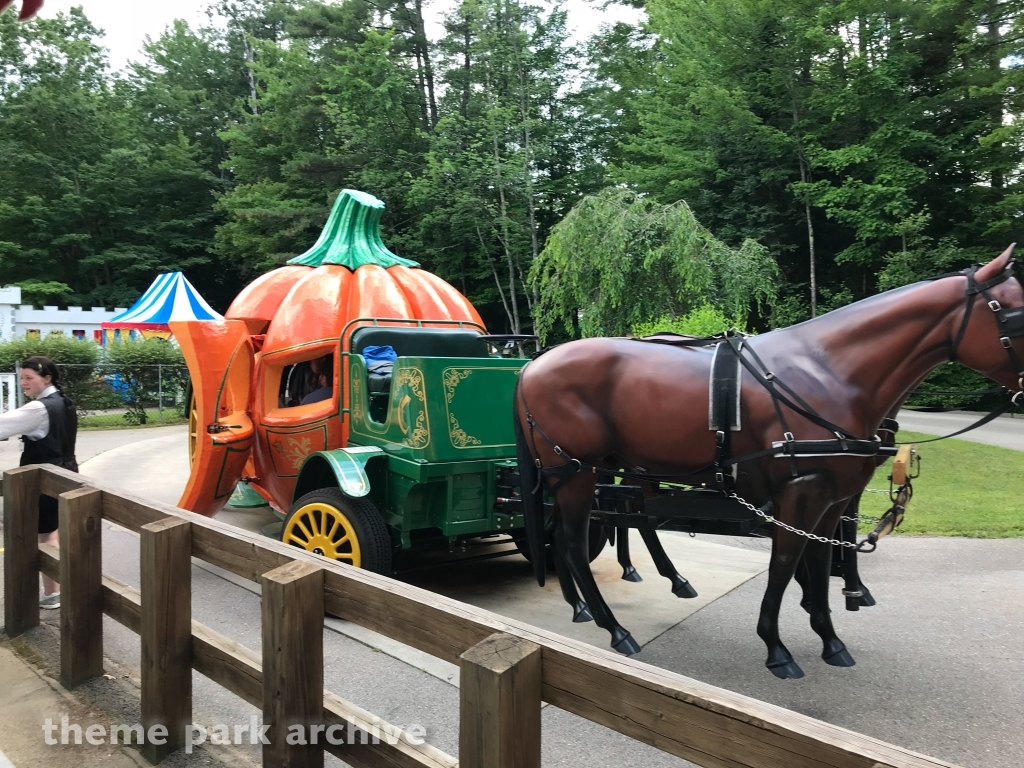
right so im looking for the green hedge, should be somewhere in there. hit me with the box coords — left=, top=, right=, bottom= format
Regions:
left=103, top=338, right=186, bottom=424
left=0, top=335, right=101, bottom=406
left=904, top=362, right=1000, bottom=411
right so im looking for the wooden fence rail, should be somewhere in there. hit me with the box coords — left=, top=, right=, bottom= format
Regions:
left=3, top=464, right=961, bottom=768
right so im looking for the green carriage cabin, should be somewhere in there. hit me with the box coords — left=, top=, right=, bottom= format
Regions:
left=286, top=324, right=528, bottom=566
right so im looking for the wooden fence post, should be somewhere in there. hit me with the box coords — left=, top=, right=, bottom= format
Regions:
left=59, top=487, right=104, bottom=687
left=459, top=632, right=542, bottom=768
left=140, top=517, right=192, bottom=764
left=3, top=466, right=41, bottom=638
left=261, top=560, right=324, bottom=768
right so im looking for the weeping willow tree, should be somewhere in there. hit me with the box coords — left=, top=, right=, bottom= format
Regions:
left=530, top=189, right=779, bottom=341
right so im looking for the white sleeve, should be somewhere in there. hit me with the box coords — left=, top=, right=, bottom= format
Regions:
left=0, top=401, right=49, bottom=441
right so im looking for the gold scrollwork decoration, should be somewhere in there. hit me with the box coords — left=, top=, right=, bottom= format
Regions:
left=396, top=368, right=425, bottom=399
left=406, top=411, right=429, bottom=449
left=395, top=367, right=429, bottom=449
left=271, top=435, right=313, bottom=472
left=443, top=368, right=474, bottom=403
left=449, top=413, right=482, bottom=448
left=351, top=376, right=365, bottom=422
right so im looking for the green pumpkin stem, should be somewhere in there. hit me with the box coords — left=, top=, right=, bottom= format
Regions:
left=288, top=189, right=419, bottom=269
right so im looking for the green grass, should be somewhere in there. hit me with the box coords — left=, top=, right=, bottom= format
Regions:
left=858, top=431, right=1024, bottom=537
left=78, top=409, right=187, bottom=430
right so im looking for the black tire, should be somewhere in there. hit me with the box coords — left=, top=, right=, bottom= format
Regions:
left=516, top=522, right=608, bottom=568
left=283, top=488, right=393, bottom=574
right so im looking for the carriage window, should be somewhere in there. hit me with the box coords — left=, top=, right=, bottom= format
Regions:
left=278, top=354, right=334, bottom=407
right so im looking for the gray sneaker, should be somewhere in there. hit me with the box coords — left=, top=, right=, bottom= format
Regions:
left=40, top=592, right=60, bottom=610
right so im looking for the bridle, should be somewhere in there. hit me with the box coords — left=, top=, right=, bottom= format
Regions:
left=948, top=261, right=1024, bottom=404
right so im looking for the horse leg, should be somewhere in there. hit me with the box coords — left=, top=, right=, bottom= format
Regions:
left=551, top=529, right=593, bottom=622
left=758, top=531, right=808, bottom=679
left=793, top=556, right=813, bottom=614
left=637, top=528, right=698, bottom=598
left=802, top=533, right=855, bottom=667
left=757, top=475, right=833, bottom=679
left=554, top=479, right=641, bottom=655
left=616, top=526, right=643, bottom=582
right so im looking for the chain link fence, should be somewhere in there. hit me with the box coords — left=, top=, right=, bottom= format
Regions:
left=10, top=363, right=192, bottom=430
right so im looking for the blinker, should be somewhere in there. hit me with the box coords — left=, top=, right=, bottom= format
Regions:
left=998, top=305, right=1024, bottom=338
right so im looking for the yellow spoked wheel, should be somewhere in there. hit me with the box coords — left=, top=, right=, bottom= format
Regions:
left=284, top=501, right=362, bottom=565
left=187, top=385, right=198, bottom=467
left=282, top=488, right=392, bottom=573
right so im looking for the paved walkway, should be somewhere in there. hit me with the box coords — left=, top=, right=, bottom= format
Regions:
left=641, top=535, right=1024, bottom=768
left=0, top=426, right=188, bottom=475
left=897, top=408, right=1023, bottom=450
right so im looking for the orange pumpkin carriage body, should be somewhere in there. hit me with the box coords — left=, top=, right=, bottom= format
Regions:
left=174, top=190, right=483, bottom=516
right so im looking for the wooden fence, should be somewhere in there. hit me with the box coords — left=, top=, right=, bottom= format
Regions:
left=2, top=464, right=960, bottom=768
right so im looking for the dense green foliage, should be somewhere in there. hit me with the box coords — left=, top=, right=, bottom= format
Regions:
left=532, top=189, right=776, bottom=339
left=104, top=338, right=186, bottom=424
left=0, top=333, right=101, bottom=371
left=0, top=333, right=100, bottom=406
left=613, top=0, right=1024, bottom=323
left=633, top=305, right=745, bottom=338
left=1, top=0, right=1022, bottom=344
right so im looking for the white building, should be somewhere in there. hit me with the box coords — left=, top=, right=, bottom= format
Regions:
left=0, top=286, right=127, bottom=344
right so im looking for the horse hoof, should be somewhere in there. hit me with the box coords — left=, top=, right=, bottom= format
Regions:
left=858, top=585, right=877, bottom=607
left=572, top=601, right=593, bottom=623
left=671, top=578, right=698, bottom=599
left=767, top=660, right=805, bottom=679
left=823, top=646, right=856, bottom=667
left=621, top=566, right=643, bottom=583
left=610, top=630, right=634, bottom=655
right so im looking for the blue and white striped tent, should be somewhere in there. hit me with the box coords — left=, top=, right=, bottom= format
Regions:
left=102, top=272, right=222, bottom=342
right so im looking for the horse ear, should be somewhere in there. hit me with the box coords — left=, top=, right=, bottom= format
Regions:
left=975, top=243, right=1016, bottom=282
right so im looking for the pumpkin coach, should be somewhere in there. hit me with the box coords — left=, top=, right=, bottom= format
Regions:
left=173, top=189, right=567, bottom=573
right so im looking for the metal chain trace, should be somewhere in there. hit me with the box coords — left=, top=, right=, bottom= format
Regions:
left=728, top=492, right=858, bottom=548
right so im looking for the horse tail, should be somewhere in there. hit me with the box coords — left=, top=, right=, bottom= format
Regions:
left=513, top=377, right=547, bottom=587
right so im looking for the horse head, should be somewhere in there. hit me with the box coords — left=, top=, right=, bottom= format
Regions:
left=0, top=0, right=43, bottom=21
left=953, top=244, right=1024, bottom=398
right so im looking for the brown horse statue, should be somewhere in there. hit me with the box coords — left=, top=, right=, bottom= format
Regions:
left=514, top=247, right=1024, bottom=678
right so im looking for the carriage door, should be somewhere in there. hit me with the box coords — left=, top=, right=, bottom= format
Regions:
left=172, top=320, right=256, bottom=517
left=253, top=341, right=346, bottom=510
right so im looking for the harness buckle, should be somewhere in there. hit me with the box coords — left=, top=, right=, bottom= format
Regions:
left=989, top=299, right=1002, bottom=312
left=1013, top=390, right=1024, bottom=407
left=834, top=431, right=848, bottom=451
left=1001, top=337, right=1012, bottom=349
left=783, top=431, right=795, bottom=443
left=716, top=430, right=725, bottom=446
left=715, top=471, right=725, bottom=486
left=764, top=371, right=775, bottom=381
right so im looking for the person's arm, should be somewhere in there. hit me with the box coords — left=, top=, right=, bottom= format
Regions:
left=0, top=401, right=48, bottom=441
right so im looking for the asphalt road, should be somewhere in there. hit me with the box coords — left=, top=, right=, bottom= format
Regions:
left=639, top=535, right=1024, bottom=768
left=897, top=408, right=1024, bottom=450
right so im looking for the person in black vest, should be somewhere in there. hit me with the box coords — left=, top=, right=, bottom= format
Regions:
left=0, top=356, right=79, bottom=609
